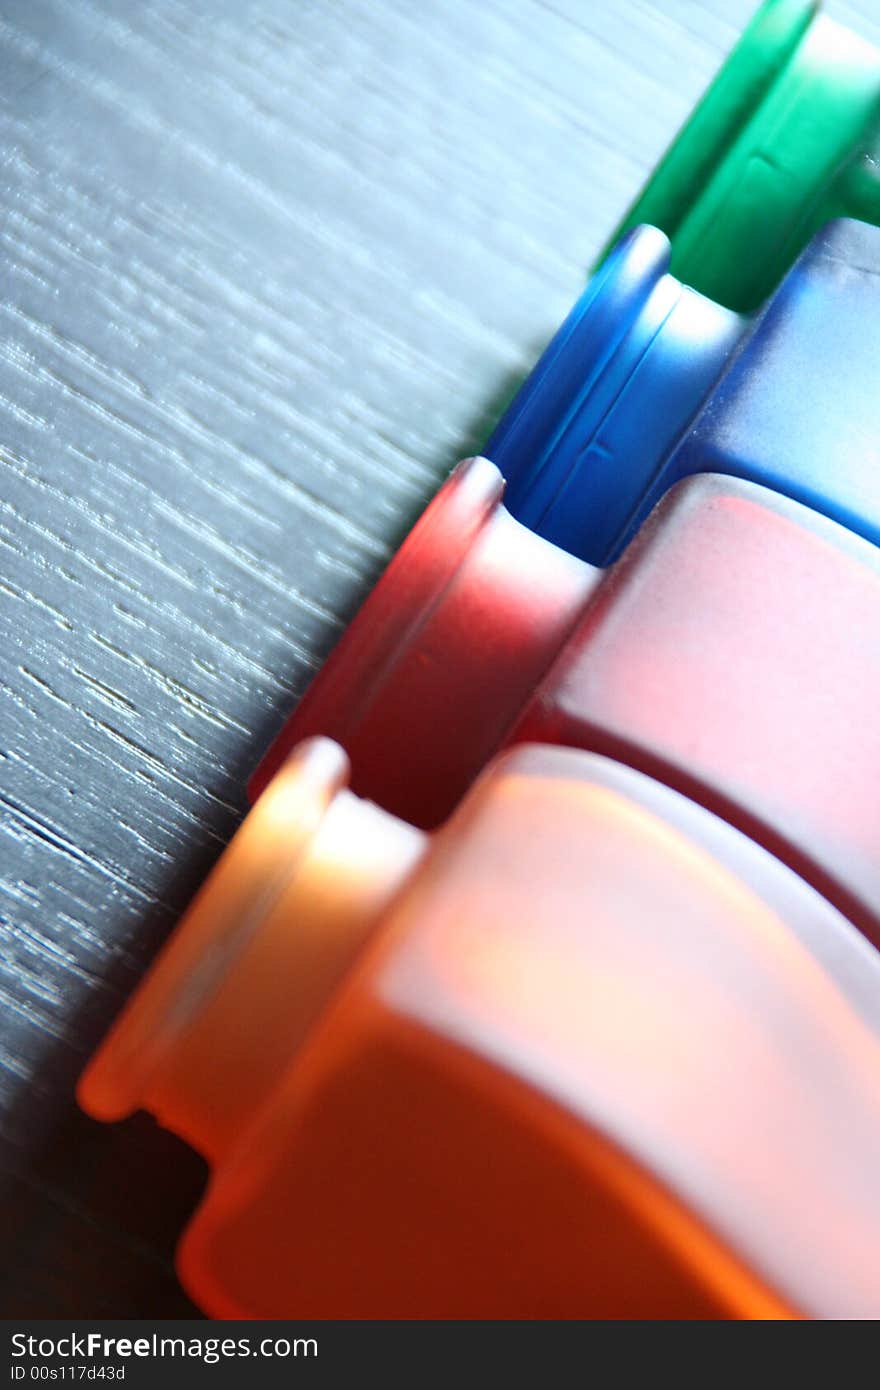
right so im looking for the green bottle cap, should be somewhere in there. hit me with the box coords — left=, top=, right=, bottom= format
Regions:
left=599, top=1, right=880, bottom=310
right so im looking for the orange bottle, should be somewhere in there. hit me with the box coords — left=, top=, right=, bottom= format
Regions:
left=79, top=739, right=880, bottom=1319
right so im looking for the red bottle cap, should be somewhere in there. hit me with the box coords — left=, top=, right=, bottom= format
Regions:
left=249, top=458, right=598, bottom=827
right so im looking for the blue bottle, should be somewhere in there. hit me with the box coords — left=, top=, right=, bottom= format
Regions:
left=487, top=218, right=880, bottom=564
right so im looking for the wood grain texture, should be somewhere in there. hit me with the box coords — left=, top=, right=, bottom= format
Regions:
left=1, top=0, right=876, bottom=1317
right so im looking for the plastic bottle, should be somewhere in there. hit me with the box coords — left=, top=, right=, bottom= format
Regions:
left=250, top=458, right=880, bottom=951
left=80, top=739, right=880, bottom=1318
left=489, top=219, right=880, bottom=564
left=597, top=0, right=880, bottom=312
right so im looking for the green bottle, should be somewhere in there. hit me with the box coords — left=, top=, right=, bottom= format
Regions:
left=599, top=0, right=880, bottom=311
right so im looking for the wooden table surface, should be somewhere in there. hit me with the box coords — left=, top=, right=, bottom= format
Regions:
left=1, top=0, right=878, bottom=1318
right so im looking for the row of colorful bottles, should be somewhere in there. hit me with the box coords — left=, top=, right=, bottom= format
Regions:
left=79, top=1, right=880, bottom=1318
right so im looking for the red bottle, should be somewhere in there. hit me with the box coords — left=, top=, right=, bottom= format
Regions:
left=251, top=458, right=880, bottom=946
left=80, top=739, right=880, bottom=1318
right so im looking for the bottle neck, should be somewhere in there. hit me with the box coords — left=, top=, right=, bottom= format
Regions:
left=79, top=740, right=427, bottom=1163
left=490, top=226, right=744, bottom=563
left=489, top=226, right=672, bottom=527
left=594, top=0, right=816, bottom=258
left=671, top=12, right=880, bottom=310
left=251, top=457, right=598, bottom=829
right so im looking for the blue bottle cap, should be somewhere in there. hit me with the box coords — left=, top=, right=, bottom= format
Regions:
left=487, top=226, right=744, bottom=564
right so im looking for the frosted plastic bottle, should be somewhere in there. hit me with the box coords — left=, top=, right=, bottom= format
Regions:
left=597, top=0, right=880, bottom=312
left=489, top=219, right=880, bottom=564
left=251, top=458, right=880, bottom=950
left=80, top=739, right=880, bottom=1318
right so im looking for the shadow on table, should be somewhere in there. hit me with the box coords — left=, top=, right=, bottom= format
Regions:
left=0, top=877, right=213, bottom=1318
left=0, top=756, right=257, bottom=1318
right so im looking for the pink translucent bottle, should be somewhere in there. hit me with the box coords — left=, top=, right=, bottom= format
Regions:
left=251, top=458, right=880, bottom=947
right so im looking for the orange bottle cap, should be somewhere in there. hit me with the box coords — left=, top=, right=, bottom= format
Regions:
left=78, top=739, right=426, bottom=1159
